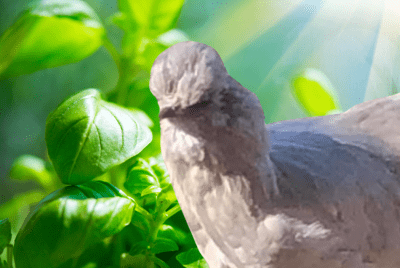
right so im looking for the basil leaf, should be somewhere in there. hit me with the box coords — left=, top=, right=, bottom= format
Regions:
left=19, top=181, right=133, bottom=236
left=118, top=0, right=185, bottom=38
left=151, top=237, right=179, bottom=254
left=157, top=224, right=196, bottom=249
left=141, top=185, right=162, bottom=196
left=291, top=68, right=342, bottom=116
left=0, top=0, right=104, bottom=79
left=14, top=196, right=135, bottom=268
left=176, top=248, right=209, bottom=268
left=128, top=107, right=154, bottom=128
left=46, top=89, right=152, bottom=185
left=125, top=158, right=160, bottom=195
left=148, top=154, right=170, bottom=187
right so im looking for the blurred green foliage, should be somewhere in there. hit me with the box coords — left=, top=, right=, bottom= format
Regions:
left=291, top=68, right=342, bottom=116
left=0, top=0, right=105, bottom=79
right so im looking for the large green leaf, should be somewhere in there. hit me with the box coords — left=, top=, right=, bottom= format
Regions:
left=151, top=237, right=178, bottom=254
left=71, top=239, right=114, bottom=268
left=113, top=0, right=186, bottom=57
left=45, top=89, right=152, bottom=185
left=14, top=182, right=135, bottom=268
left=128, top=107, right=154, bottom=128
left=0, top=0, right=104, bottom=79
left=19, top=181, right=133, bottom=235
left=291, top=68, right=342, bottom=116
left=14, top=197, right=134, bottom=268
left=157, top=223, right=195, bottom=250
left=118, top=0, right=185, bottom=38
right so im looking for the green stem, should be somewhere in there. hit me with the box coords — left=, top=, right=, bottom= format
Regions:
left=71, top=256, right=79, bottom=268
left=103, top=36, right=121, bottom=73
left=115, top=58, right=141, bottom=106
left=103, top=35, right=142, bottom=107
left=162, top=204, right=181, bottom=221
left=148, top=203, right=180, bottom=245
left=151, top=256, right=170, bottom=268
left=135, top=204, right=152, bottom=221
left=7, top=244, right=13, bottom=268
left=149, top=208, right=166, bottom=244
left=103, top=33, right=145, bottom=107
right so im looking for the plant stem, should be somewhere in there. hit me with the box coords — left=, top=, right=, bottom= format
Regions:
left=163, top=204, right=181, bottom=221
left=149, top=203, right=181, bottom=244
left=135, top=204, right=152, bottom=221
left=103, top=34, right=142, bottom=107
left=7, top=244, right=13, bottom=268
left=114, top=57, right=141, bottom=106
left=103, top=35, right=121, bottom=73
left=148, top=208, right=165, bottom=244
left=71, top=256, right=79, bottom=268
left=151, top=256, right=170, bottom=268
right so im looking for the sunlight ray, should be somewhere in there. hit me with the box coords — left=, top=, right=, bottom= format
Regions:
left=194, top=0, right=305, bottom=61
left=251, top=0, right=384, bottom=122
left=303, top=0, right=383, bottom=110
left=255, top=0, right=366, bottom=92
left=225, top=0, right=325, bottom=95
left=364, top=0, right=400, bottom=101
left=250, top=0, right=364, bottom=121
left=219, top=0, right=305, bottom=60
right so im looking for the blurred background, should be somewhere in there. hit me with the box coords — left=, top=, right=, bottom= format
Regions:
left=1, top=0, right=399, bottom=204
